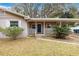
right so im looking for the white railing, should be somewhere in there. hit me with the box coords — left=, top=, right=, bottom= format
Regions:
left=29, top=28, right=35, bottom=35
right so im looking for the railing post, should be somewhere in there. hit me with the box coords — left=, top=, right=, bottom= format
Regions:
left=35, top=22, right=37, bottom=36
left=44, top=21, right=45, bottom=36
left=59, top=21, right=62, bottom=27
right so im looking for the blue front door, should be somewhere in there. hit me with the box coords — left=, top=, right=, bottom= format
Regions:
left=37, top=24, right=42, bottom=33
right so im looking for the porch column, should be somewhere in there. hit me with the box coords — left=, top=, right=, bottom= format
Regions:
left=59, top=21, right=62, bottom=27
left=44, top=21, right=45, bottom=36
left=35, top=22, right=37, bottom=36
left=66, top=23, right=69, bottom=27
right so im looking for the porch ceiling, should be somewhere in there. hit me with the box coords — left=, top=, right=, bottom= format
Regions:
left=27, top=18, right=79, bottom=22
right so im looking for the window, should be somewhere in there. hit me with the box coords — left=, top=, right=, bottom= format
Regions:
left=31, top=24, right=35, bottom=29
left=10, top=21, right=18, bottom=27
left=46, top=24, right=52, bottom=28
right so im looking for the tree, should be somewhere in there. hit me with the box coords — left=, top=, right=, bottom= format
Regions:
left=12, top=3, right=40, bottom=17
left=40, top=3, right=65, bottom=18
left=11, top=3, right=78, bottom=18
left=3, top=26, right=23, bottom=40
left=53, top=25, right=70, bottom=39
left=69, top=6, right=78, bottom=18
left=12, top=3, right=66, bottom=18
left=60, top=12, right=74, bottom=18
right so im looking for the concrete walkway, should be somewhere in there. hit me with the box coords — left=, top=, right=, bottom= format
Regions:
left=37, top=37, right=79, bottom=46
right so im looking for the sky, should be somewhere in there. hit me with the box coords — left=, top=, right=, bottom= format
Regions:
left=0, top=3, right=79, bottom=9
left=0, top=3, right=14, bottom=9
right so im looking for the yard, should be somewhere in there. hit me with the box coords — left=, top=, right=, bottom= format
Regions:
left=0, top=37, right=79, bottom=56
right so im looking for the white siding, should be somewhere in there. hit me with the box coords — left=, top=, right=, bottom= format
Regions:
left=0, top=19, right=28, bottom=38
left=18, top=19, right=28, bottom=38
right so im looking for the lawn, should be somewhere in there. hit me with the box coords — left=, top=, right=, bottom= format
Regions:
left=0, top=37, right=79, bottom=56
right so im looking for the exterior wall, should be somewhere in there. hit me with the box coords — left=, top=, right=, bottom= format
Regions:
left=19, top=19, right=28, bottom=38
left=0, top=10, right=28, bottom=38
left=0, top=18, right=28, bottom=38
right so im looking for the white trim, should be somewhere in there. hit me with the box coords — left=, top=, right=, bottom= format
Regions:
left=18, top=20, right=21, bottom=27
left=31, top=23, right=35, bottom=29
left=9, top=20, right=19, bottom=27
left=6, top=20, right=10, bottom=27
left=59, top=21, right=62, bottom=27
left=44, top=21, right=45, bottom=36
left=35, top=22, right=37, bottom=36
left=46, top=23, right=52, bottom=28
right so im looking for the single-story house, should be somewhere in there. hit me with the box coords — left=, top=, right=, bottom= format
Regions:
left=0, top=8, right=79, bottom=38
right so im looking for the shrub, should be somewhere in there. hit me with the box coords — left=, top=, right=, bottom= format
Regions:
left=3, top=26, right=23, bottom=40
left=0, top=27, right=4, bottom=32
left=53, top=25, right=70, bottom=39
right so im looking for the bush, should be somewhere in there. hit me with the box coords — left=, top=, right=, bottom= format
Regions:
left=53, top=25, right=70, bottom=39
left=0, top=27, right=4, bottom=32
left=3, top=26, right=23, bottom=40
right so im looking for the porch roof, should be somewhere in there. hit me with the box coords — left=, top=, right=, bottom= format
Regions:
left=26, top=18, right=79, bottom=22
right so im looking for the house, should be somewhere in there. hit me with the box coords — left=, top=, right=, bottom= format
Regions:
left=0, top=8, right=79, bottom=38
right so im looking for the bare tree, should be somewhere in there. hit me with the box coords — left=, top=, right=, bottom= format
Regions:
left=11, top=3, right=78, bottom=18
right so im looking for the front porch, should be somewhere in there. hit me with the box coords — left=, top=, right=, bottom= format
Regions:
left=28, top=21, right=76, bottom=37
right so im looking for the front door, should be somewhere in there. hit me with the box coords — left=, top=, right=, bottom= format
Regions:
left=37, top=24, right=42, bottom=33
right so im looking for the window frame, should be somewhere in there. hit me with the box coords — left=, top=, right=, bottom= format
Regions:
left=31, top=23, right=35, bottom=29
left=10, top=21, right=19, bottom=27
left=46, top=23, right=52, bottom=28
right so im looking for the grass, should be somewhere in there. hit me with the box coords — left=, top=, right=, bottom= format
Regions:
left=0, top=37, right=79, bottom=56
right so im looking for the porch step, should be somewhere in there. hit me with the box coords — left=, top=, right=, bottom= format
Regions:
left=35, top=34, right=45, bottom=38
